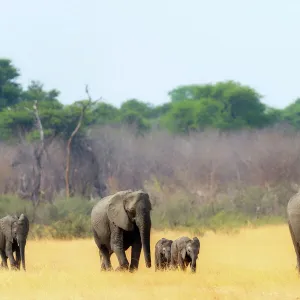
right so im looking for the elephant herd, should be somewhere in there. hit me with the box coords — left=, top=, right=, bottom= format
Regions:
left=1, top=188, right=300, bottom=274
left=91, top=189, right=200, bottom=273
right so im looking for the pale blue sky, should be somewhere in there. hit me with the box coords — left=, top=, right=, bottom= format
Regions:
left=1, top=0, right=299, bottom=108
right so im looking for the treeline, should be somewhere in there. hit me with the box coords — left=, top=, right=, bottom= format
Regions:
left=0, top=58, right=299, bottom=238
left=1, top=58, right=300, bottom=139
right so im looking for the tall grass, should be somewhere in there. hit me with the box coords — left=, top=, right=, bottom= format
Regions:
left=0, top=226, right=298, bottom=299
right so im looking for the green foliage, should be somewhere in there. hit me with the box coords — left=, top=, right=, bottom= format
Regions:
left=0, top=181, right=290, bottom=239
left=92, top=102, right=120, bottom=125
left=119, top=110, right=151, bottom=134
left=161, top=100, right=198, bottom=133
left=282, top=98, right=300, bottom=128
left=120, top=99, right=153, bottom=118
left=0, top=59, right=22, bottom=110
left=0, top=195, right=95, bottom=239
left=2, top=57, right=300, bottom=140
left=165, top=81, right=271, bottom=132
left=22, top=80, right=60, bottom=103
left=0, top=195, right=32, bottom=217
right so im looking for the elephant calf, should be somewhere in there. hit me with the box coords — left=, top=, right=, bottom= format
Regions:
left=155, top=238, right=173, bottom=271
left=170, top=236, right=200, bottom=273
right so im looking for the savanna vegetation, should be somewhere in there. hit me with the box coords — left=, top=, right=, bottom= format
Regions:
left=0, top=226, right=298, bottom=299
left=0, top=58, right=300, bottom=239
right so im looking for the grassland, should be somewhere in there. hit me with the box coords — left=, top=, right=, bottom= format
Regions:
left=0, top=225, right=299, bottom=300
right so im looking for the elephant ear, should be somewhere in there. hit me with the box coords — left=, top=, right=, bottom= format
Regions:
left=107, top=190, right=135, bottom=231
left=0, top=216, right=15, bottom=243
left=192, top=237, right=200, bottom=248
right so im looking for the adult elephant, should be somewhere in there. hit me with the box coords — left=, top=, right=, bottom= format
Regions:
left=0, top=214, right=30, bottom=271
left=287, top=191, right=300, bottom=273
left=91, top=189, right=152, bottom=272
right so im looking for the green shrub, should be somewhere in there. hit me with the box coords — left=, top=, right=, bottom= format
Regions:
left=0, top=182, right=291, bottom=240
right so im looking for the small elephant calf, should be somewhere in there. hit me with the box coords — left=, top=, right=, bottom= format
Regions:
left=155, top=238, right=173, bottom=271
left=170, top=236, right=200, bottom=273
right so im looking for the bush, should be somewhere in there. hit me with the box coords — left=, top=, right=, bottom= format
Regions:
left=0, top=180, right=292, bottom=239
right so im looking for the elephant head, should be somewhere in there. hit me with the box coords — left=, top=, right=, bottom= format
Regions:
left=107, top=190, right=152, bottom=268
left=162, top=240, right=172, bottom=264
left=0, top=214, right=29, bottom=271
left=182, top=237, right=200, bottom=273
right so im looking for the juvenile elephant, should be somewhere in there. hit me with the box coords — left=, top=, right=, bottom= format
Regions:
left=170, top=236, right=200, bottom=273
left=0, top=214, right=29, bottom=271
left=155, top=238, right=173, bottom=271
left=91, top=189, right=152, bottom=272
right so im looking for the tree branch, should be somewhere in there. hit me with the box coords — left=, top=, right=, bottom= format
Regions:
left=65, top=85, right=101, bottom=198
left=22, top=100, right=45, bottom=219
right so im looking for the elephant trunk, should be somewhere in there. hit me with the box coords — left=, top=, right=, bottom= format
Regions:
left=18, top=238, right=26, bottom=271
left=136, top=211, right=151, bottom=268
left=165, top=252, right=171, bottom=264
left=16, top=214, right=29, bottom=271
left=191, top=260, right=196, bottom=273
left=190, top=254, right=197, bottom=273
left=166, top=253, right=171, bottom=268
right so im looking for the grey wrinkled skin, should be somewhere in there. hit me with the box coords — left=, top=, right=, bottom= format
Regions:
left=155, top=238, right=173, bottom=271
left=170, top=236, right=200, bottom=273
left=0, top=214, right=29, bottom=271
left=287, top=192, right=300, bottom=273
left=91, top=190, right=152, bottom=272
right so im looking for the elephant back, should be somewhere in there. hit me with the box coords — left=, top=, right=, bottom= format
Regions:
left=287, top=193, right=300, bottom=215
left=287, top=193, right=300, bottom=240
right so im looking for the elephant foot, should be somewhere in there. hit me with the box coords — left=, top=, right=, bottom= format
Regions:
left=0, top=264, right=8, bottom=270
left=115, top=265, right=129, bottom=272
left=101, top=266, right=112, bottom=272
left=129, top=266, right=138, bottom=273
left=11, top=264, right=19, bottom=271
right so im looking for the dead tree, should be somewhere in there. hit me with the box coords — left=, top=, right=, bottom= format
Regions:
left=18, top=100, right=47, bottom=221
left=65, top=85, right=101, bottom=198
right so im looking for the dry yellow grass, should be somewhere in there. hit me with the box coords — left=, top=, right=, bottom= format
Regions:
left=0, top=225, right=300, bottom=299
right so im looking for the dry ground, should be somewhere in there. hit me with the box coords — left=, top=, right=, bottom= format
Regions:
left=0, top=225, right=299, bottom=299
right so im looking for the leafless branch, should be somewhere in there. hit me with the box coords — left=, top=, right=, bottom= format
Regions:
left=20, top=100, right=46, bottom=219
left=65, top=85, right=101, bottom=198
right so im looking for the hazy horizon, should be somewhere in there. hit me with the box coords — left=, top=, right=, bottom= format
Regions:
left=1, top=0, right=300, bottom=109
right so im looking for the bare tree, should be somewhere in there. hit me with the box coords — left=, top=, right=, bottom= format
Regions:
left=65, top=85, right=101, bottom=198
left=15, top=100, right=49, bottom=221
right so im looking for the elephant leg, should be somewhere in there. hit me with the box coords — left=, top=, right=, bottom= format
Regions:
left=99, top=251, right=106, bottom=271
left=129, top=237, right=142, bottom=272
left=111, top=226, right=129, bottom=271
left=162, top=260, right=167, bottom=270
left=5, top=242, right=17, bottom=270
left=170, top=255, right=177, bottom=270
left=93, top=229, right=112, bottom=271
left=15, top=247, right=21, bottom=270
left=99, top=246, right=112, bottom=271
left=178, top=253, right=186, bottom=271
left=158, top=257, right=162, bottom=270
left=288, top=222, right=300, bottom=272
left=0, top=250, right=8, bottom=269
left=155, top=252, right=161, bottom=271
